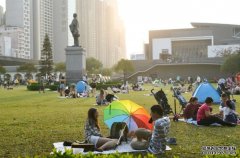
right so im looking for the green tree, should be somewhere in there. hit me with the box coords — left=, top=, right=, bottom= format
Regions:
left=54, top=62, right=66, bottom=73
left=0, top=65, right=6, bottom=81
left=221, top=52, right=240, bottom=73
left=0, top=65, right=6, bottom=74
left=86, top=57, right=103, bottom=74
left=114, top=59, right=134, bottom=83
left=17, top=63, right=37, bottom=80
left=39, top=34, right=53, bottom=77
left=17, top=63, right=37, bottom=74
left=101, top=68, right=112, bottom=76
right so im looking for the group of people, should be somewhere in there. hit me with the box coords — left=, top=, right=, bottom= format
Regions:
left=183, top=93, right=239, bottom=126
left=84, top=105, right=170, bottom=154
left=1, top=80, right=13, bottom=89
left=58, top=76, right=90, bottom=98
left=217, top=75, right=240, bottom=97
left=0, top=78, right=26, bottom=88
left=132, top=83, right=144, bottom=91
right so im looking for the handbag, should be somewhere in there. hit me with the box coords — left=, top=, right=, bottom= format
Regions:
left=63, top=141, right=95, bottom=152
left=71, top=142, right=95, bottom=152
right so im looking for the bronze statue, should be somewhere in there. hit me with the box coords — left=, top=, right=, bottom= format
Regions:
left=69, top=13, right=80, bottom=47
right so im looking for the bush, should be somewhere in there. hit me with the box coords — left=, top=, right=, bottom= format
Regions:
left=96, top=82, right=122, bottom=90
left=32, top=149, right=155, bottom=158
left=104, top=81, right=122, bottom=85
left=27, top=83, right=40, bottom=91
left=18, top=149, right=240, bottom=158
left=27, top=82, right=59, bottom=91
left=49, top=84, right=59, bottom=91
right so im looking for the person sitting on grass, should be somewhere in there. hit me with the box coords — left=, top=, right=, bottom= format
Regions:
left=220, top=93, right=236, bottom=111
left=183, top=97, right=201, bottom=120
left=220, top=100, right=238, bottom=124
left=130, top=105, right=170, bottom=155
left=69, top=84, right=77, bottom=98
left=197, top=97, right=236, bottom=126
left=96, top=89, right=108, bottom=105
left=64, top=87, right=70, bottom=97
left=84, top=108, right=118, bottom=151
left=187, top=84, right=193, bottom=92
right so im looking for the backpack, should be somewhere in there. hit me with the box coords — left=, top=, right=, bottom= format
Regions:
left=225, top=112, right=238, bottom=124
left=109, top=122, right=128, bottom=142
left=105, top=94, right=115, bottom=102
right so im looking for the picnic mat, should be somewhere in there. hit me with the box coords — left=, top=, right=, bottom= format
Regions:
left=178, top=118, right=222, bottom=126
left=53, top=142, right=172, bottom=155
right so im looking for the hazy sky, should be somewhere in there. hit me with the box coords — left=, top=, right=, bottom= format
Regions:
left=0, top=0, right=4, bottom=11
left=1, top=0, right=240, bottom=58
left=117, top=0, right=240, bottom=57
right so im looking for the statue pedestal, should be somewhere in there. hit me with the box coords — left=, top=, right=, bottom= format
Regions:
left=65, top=46, right=86, bottom=84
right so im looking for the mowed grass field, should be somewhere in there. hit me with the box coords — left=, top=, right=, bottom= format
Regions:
left=0, top=84, right=239, bottom=158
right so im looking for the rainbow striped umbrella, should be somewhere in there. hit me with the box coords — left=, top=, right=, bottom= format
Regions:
left=104, top=100, right=153, bottom=131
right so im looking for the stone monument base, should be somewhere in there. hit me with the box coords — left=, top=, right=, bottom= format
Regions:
left=65, top=46, right=86, bottom=84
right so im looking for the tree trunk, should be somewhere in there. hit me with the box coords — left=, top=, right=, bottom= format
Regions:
left=123, top=72, right=126, bottom=85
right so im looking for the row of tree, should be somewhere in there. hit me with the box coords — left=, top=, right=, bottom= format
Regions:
left=38, top=34, right=135, bottom=80
left=0, top=34, right=135, bottom=82
left=3, top=33, right=238, bottom=81
left=1, top=50, right=240, bottom=80
left=86, top=57, right=134, bottom=76
left=221, top=51, right=240, bottom=73
left=0, top=58, right=134, bottom=80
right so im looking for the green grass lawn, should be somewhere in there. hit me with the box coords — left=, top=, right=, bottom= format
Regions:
left=0, top=84, right=239, bottom=158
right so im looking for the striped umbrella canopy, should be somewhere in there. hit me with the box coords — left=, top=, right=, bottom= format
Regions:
left=104, top=100, right=153, bottom=131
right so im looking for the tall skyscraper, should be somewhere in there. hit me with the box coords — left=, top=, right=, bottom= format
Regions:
left=5, top=0, right=31, bottom=59
left=105, top=0, right=126, bottom=66
left=0, top=26, right=22, bottom=57
left=76, top=0, right=126, bottom=68
left=53, top=0, right=68, bottom=62
left=3, top=0, right=68, bottom=62
left=32, top=0, right=68, bottom=63
left=0, top=5, right=4, bottom=26
left=32, top=0, right=53, bottom=60
left=77, top=0, right=97, bottom=57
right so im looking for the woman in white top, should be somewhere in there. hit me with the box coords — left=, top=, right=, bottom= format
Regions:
left=220, top=100, right=238, bottom=124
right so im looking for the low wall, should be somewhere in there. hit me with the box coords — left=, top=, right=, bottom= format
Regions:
left=127, top=63, right=228, bottom=81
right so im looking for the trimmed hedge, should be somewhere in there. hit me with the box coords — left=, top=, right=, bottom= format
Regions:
left=96, top=81, right=122, bottom=90
left=27, top=83, right=40, bottom=91
left=48, top=84, right=59, bottom=91
left=27, top=83, right=59, bottom=91
left=17, top=149, right=240, bottom=158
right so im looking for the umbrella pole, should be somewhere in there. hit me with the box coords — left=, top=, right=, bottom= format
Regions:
left=109, top=104, right=111, bottom=115
left=117, top=124, right=127, bottom=145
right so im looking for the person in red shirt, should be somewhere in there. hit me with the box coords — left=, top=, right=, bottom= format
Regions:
left=183, top=97, right=201, bottom=120
left=197, top=97, right=236, bottom=126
